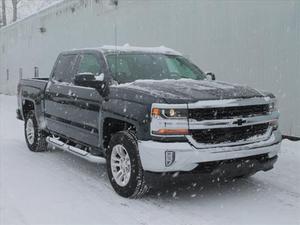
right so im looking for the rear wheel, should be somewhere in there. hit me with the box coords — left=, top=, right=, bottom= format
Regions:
left=24, top=111, right=47, bottom=152
left=106, top=131, right=149, bottom=198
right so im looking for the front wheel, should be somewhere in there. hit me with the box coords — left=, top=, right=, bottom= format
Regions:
left=106, top=131, right=149, bottom=198
left=24, top=110, right=48, bottom=152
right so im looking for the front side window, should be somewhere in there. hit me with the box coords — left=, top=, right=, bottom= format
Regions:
left=78, top=54, right=101, bottom=75
left=106, top=53, right=206, bottom=84
left=53, top=54, right=77, bottom=83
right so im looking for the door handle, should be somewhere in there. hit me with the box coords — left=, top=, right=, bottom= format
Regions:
left=68, top=91, right=77, bottom=99
left=68, top=90, right=75, bottom=97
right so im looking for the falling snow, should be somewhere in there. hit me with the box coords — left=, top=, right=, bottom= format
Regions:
left=0, top=94, right=299, bottom=225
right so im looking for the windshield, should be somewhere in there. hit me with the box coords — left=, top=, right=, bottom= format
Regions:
left=106, top=53, right=206, bottom=83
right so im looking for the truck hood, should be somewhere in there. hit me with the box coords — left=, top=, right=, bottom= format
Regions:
left=110, top=79, right=267, bottom=104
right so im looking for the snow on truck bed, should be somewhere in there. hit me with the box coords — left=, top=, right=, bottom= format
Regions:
left=0, top=94, right=299, bottom=225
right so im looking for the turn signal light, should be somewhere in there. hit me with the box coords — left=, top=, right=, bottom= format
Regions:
left=152, top=129, right=189, bottom=135
left=151, top=108, right=161, bottom=117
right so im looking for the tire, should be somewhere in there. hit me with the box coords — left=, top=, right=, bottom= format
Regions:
left=24, top=110, right=48, bottom=152
left=106, top=131, right=149, bottom=198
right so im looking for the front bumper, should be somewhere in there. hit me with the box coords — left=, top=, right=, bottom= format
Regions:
left=138, top=129, right=281, bottom=172
left=144, top=155, right=278, bottom=185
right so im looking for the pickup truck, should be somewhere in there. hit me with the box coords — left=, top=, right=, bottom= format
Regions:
left=17, top=45, right=281, bottom=198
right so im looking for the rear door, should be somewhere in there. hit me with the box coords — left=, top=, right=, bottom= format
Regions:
left=44, top=53, right=84, bottom=142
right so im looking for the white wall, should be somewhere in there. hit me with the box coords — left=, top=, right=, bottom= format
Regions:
left=0, top=0, right=299, bottom=136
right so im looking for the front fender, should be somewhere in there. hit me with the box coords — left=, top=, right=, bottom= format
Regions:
left=100, top=98, right=151, bottom=142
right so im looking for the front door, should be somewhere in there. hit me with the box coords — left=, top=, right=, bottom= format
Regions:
left=68, top=53, right=104, bottom=147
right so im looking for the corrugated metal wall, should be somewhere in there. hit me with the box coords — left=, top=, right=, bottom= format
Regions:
left=0, top=0, right=299, bottom=136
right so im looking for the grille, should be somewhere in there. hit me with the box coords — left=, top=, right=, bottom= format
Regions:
left=189, top=104, right=269, bottom=121
left=190, top=123, right=269, bottom=144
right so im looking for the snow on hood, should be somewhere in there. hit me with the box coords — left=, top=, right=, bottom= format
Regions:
left=111, top=79, right=266, bottom=104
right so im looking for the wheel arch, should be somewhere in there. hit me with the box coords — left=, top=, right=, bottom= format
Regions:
left=22, top=99, right=36, bottom=118
left=21, top=98, right=44, bottom=129
left=101, top=116, right=137, bottom=151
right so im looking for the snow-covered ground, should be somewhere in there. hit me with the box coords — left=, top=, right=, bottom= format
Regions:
left=0, top=94, right=299, bottom=225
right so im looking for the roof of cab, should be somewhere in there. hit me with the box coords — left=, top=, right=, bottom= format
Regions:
left=61, top=44, right=182, bottom=56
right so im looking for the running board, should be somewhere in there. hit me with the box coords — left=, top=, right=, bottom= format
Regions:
left=46, top=137, right=105, bottom=164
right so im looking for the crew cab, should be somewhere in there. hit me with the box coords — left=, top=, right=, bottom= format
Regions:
left=17, top=45, right=281, bottom=198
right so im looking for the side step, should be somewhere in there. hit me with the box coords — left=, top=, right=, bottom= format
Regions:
left=46, top=137, right=105, bottom=164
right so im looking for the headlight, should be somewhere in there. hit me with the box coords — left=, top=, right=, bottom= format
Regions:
left=269, top=99, right=278, bottom=112
left=163, top=108, right=188, bottom=118
left=151, top=108, right=188, bottom=118
left=151, top=105, right=189, bottom=136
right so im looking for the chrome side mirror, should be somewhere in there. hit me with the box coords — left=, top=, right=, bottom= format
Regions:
left=206, top=72, right=216, bottom=81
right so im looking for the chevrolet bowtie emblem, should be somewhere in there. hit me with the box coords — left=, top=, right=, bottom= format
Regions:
left=233, top=118, right=247, bottom=126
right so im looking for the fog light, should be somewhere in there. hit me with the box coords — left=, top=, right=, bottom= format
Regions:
left=165, top=151, right=175, bottom=167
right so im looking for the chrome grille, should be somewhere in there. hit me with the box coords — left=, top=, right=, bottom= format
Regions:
left=188, top=104, right=269, bottom=121
left=190, top=123, right=269, bottom=144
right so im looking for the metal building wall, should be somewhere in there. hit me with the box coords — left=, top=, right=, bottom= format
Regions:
left=0, top=0, right=299, bottom=136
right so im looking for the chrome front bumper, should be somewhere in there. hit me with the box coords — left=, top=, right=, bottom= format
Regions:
left=138, top=129, right=281, bottom=172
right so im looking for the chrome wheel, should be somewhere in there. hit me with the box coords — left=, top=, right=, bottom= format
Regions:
left=110, top=144, right=131, bottom=187
left=26, top=118, right=35, bottom=145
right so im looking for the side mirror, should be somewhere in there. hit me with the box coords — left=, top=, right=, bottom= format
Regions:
left=74, top=73, right=108, bottom=96
left=206, top=72, right=216, bottom=81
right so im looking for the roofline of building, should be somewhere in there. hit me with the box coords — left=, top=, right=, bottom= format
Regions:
left=0, top=0, right=68, bottom=33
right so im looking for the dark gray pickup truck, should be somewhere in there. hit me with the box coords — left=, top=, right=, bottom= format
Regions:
left=17, top=45, right=281, bottom=198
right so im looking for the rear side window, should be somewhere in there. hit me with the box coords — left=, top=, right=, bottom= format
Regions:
left=78, top=54, right=101, bottom=75
left=53, top=54, right=77, bottom=83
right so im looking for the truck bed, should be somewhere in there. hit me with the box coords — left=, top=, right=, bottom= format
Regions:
left=20, top=78, right=49, bottom=87
left=18, top=78, right=48, bottom=99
